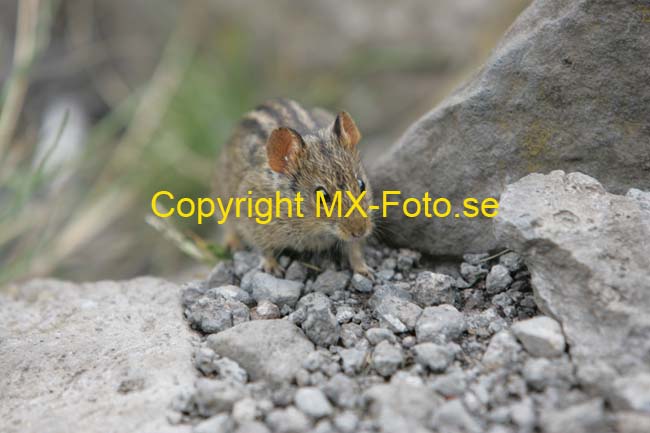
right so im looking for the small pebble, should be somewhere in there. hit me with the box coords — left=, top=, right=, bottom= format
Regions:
left=251, top=300, right=281, bottom=320
left=371, top=341, right=404, bottom=377
left=294, top=387, right=333, bottom=418
left=485, top=265, right=513, bottom=294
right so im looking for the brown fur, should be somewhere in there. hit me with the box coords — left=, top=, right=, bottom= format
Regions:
left=215, top=98, right=374, bottom=276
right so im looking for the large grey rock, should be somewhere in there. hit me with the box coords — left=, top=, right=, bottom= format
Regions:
left=371, top=0, right=650, bottom=256
left=0, top=278, right=194, bottom=433
left=206, top=320, right=314, bottom=383
left=495, top=171, right=650, bottom=385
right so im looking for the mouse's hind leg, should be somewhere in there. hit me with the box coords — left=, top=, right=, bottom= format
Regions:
left=261, top=250, right=285, bottom=277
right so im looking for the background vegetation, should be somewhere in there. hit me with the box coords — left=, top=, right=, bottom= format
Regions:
left=0, top=0, right=528, bottom=286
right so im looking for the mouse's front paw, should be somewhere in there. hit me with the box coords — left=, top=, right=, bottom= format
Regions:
left=352, top=263, right=375, bottom=282
left=262, top=256, right=285, bottom=278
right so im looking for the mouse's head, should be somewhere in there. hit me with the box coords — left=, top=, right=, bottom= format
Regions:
left=266, top=111, right=373, bottom=242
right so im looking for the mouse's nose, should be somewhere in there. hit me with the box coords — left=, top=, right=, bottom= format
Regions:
left=341, top=215, right=372, bottom=241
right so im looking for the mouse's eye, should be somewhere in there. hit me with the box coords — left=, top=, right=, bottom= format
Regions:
left=357, top=178, right=366, bottom=192
left=315, top=186, right=331, bottom=203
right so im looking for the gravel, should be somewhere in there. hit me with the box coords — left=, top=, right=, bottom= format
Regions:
left=338, top=347, right=368, bottom=375
left=365, top=327, right=397, bottom=345
left=460, top=262, right=488, bottom=285
left=431, top=399, right=482, bottom=433
left=412, top=342, right=456, bottom=373
left=370, top=289, right=422, bottom=333
left=371, top=341, right=404, bottom=377
left=339, top=322, right=364, bottom=348
left=410, top=271, right=458, bottom=306
left=350, top=273, right=374, bottom=293
left=266, top=406, right=312, bottom=433
left=522, top=357, right=575, bottom=391
left=511, top=316, right=566, bottom=358
left=485, top=265, right=513, bottom=294
left=242, top=271, right=303, bottom=308
left=233, top=251, right=261, bottom=277
left=168, top=241, right=628, bottom=432
left=193, top=378, right=246, bottom=416
left=251, top=300, right=281, bottom=320
left=294, top=387, right=333, bottom=418
left=208, top=261, right=237, bottom=287
left=312, top=270, right=350, bottom=295
left=609, top=373, right=650, bottom=412
left=184, top=295, right=250, bottom=334
left=296, top=292, right=340, bottom=347
left=207, top=284, right=254, bottom=306
left=431, top=369, right=467, bottom=397
left=193, top=414, right=234, bottom=433
left=499, top=252, right=523, bottom=273
left=415, top=304, right=466, bottom=343
left=232, top=397, right=258, bottom=423
left=323, top=373, right=359, bottom=409
left=539, top=398, right=606, bottom=433
left=285, top=261, right=308, bottom=282
left=213, top=357, right=248, bottom=384
left=234, top=421, right=270, bottom=433
left=333, top=411, right=359, bottom=433
left=206, top=320, right=314, bottom=383
left=482, top=330, right=523, bottom=371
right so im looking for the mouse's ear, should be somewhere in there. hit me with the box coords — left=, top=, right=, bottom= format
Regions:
left=332, top=111, right=361, bottom=149
left=267, top=127, right=304, bottom=173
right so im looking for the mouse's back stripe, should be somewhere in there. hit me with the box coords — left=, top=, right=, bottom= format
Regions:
left=239, top=116, right=268, bottom=141
left=254, top=99, right=316, bottom=135
left=286, top=99, right=317, bottom=131
left=242, top=108, right=280, bottom=137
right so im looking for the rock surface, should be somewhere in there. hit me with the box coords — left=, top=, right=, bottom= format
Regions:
left=371, top=0, right=650, bottom=256
left=206, top=320, right=314, bottom=383
left=495, top=171, right=650, bottom=387
left=6, top=233, right=640, bottom=432
left=0, top=278, right=194, bottom=433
